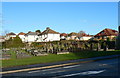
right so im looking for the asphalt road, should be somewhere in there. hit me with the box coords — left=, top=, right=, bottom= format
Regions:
left=1, top=57, right=120, bottom=78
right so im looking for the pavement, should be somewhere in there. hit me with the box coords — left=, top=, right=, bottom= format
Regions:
left=1, top=55, right=120, bottom=78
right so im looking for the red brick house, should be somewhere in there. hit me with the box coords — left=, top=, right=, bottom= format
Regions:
left=94, top=28, right=118, bottom=40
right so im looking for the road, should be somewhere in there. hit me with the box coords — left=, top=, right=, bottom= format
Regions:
left=1, top=57, right=120, bottom=78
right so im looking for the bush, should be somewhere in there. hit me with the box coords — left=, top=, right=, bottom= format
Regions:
left=2, top=36, right=24, bottom=48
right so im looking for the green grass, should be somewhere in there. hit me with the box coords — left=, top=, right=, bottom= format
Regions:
left=2, top=50, right=120, bottom=68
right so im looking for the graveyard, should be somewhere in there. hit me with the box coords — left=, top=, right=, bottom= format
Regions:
left=1, top=26, right=120, bottom=67
left=1, top=39, right=120, bottom=68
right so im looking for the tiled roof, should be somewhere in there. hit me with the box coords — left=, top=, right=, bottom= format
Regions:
left=25, top=32, right=38, bottom=35
left=0, top=36, right=4, bottom=39
left=68, top=32, right=78, bottom=36
left=77, top=33, right=92, bottom=37
left=94, top=28, right=118, bottom=37
left=41, top=27, right=60, bottom=34
left=6, top=32, right=16, bottom=35
left=18, top=32, right=26, bottom=35
left=60, top=33, right=68, bottom=36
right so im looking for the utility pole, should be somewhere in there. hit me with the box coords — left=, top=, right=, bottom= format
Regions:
left=115, top=26, right=120, bottom=50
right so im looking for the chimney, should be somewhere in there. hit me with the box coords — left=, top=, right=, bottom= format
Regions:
left=118, top=26, right=120, bottom=33
left=28, top=31, right=31, bottom=33
left=46, top=27, right=50, bottom=30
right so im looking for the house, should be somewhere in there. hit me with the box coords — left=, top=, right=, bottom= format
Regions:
left=5, top=32, right=16, bottom=40
left=0, top=36, right=5, bottom=42
left=78, top=35, right=92, bottom=41
left=77, top=33, right=93, bottom=41
left=67, top=32, right=78, bottom=40
left=24, top=31, right=39, bottom=43
left=60, top=33, right=68, bottom=40
left=94, top=28, right=118, bottom=40
left=38, top=27, right=60, bottom=42
left=74, top=33, right=92, bottom=41
left=18, top=32, right=26, bottom=42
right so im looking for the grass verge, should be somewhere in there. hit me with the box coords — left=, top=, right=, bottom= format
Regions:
left=2, top=50, right=120, bottom=68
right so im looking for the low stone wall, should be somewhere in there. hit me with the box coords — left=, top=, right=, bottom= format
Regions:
left=57, top=52, right=69, bottom=54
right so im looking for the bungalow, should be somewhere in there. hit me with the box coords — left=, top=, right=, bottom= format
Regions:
left=77, top=33, right=93, bottom=41
left=67, top=32, right=78, bottom=40
left=94, top=28, right=118, bottom=40
left=38, top=27, right=60, bottom=42
left=24, top=31, right=39, bottom=43
left=60, top=33, right=68, bottom=40
left=5, top=32, right=16, bottom=40
left=18, top=32, right=26, bottom=42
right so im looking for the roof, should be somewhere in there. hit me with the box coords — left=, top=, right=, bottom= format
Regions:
left=25, top=32, right=38, bottom=35
left=94, top=28, right=118, bottom=37
left=0, top=36, right=4, bottom=39
left=60, top=33, right=68, bottom=36
left=41, top=27, right=60, bottom=34
left=77, top=33, right=92, bottom=37
left=6, top=32, right=16, bottom=35
left=68, top=32, right=78, bottom=36
left=18, top=32, right=26, bottom=35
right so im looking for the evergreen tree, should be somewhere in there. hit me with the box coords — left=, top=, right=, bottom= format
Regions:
left=35, top=30, right=41, bottom=33
left=12, top=36, right=24, bottom=48
left=3, top=36, right=24, bottom=48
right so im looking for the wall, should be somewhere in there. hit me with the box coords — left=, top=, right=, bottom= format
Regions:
left=80, top=36, right=92, bottom=40
left=47, top=34, right=60, bottom=41
left=25, top=35, right=38, bottom=42
left=39, top=34, right=60, bottom=42
left=19, top=35, right=25, bottom=42
left=5, top=35, right=16, bottom=40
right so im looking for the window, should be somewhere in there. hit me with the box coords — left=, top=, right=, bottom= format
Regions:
left=101, top=32, right=104, bottom=34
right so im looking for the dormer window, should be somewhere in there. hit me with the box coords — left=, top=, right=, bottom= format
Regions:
left=101, top=32, right=104, bottom=34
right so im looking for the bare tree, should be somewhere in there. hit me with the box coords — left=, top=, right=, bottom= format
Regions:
left=78, top=30, right=85, bottom=37
left=2, top=30, right=10, bottom=36
left=78, top=30, right=86, bottom=40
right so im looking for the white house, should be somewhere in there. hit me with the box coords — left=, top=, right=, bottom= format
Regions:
left=60, top=33, right=68, bottom=40
left=24, top=31, right=39, bottom=43
left=66, top=32, right=78, bottom=40
left=78, top=36, right=92, bottom=41
left=18, top=32, right=26, bottom=42
left=5, top=32, right=16, bottom=40
left=38, top=27, right=60, bottom=42
left=76, top=33, right=93, bottom=41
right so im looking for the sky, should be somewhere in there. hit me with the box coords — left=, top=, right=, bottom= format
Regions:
left=2, top=0, right=120, bottom=2
left=2, top=2, right=118, bottom=35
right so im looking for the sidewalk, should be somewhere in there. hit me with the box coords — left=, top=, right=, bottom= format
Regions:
left=2, top=54, right=120, bottom=72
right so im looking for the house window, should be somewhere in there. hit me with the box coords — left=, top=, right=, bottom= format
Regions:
left=97, top=36, right=100, bottom=39
left=101, top=32, right=104, bottom=34
left=36, top=38, right=38, bottom=40
left=102, top=36, right=104, bottom=39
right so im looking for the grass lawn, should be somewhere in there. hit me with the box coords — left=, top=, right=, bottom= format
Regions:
left=2, top=50, right=120, bottom=68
